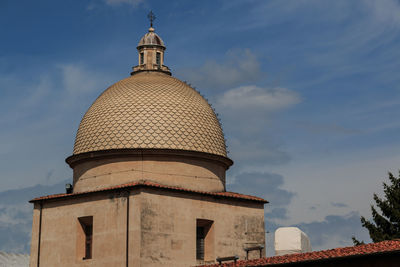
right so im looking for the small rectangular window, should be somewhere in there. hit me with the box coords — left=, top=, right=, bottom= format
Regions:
left=196, top=226, right=205, bottom=260
left=196, top=219, right=214, bottom=261
left=140, top=52, right=144, bottom=65
left=78, top=216, right=93, bottom=260
left=156, top=52, right=161, bottom=66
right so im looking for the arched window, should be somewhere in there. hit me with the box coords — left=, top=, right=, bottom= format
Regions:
left=156, top=52, right=161, bottom=66
left=140, top=52, right=144, bottom=65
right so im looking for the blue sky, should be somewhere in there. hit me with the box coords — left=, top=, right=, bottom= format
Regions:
left=1, top=0, right=400, bottom=255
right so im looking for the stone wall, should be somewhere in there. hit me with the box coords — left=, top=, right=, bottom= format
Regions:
left=72, top=154, right=227, bottom=193
left=30, top=187, right=265, bottom=267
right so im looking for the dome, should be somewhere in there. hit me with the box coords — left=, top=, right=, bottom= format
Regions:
left=137, top=27, right=165, bottom=48
left=73, top=71, right=227, bottom=157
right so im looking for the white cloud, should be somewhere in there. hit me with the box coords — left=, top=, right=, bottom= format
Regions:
left=215, top=85, right=299, bottom=166
left=218, top=85, right=300, bottom=112
left=0, top=62, right=113, bottom=191
left=178, top=49, right=262, bottom=89
left=229, top=172, right=295, bottom=220
left=242, top=0, right=400, bottom=31
left=0, top=181, right=67, bottom=253
left=20, top=75, right=52, bottom=109
left=296, top=212, right=371, bottom=251
left=264, top=211, right=371, bottom=255
left=0, top=204, right=32, bottom=253
left=58, top=63, right=106, bottom=96
left=271, top=144, right=400, bottom=225
left=0, top=204, right=31, bottom=227
left=364, top=0, right=400, bottom=26
left=227, top=137, right=290, bottom=166
left=0, top=75, right=51, bottom=125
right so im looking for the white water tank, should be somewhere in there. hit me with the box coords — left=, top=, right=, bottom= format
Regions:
left=274, top=227, right=312, bottom=256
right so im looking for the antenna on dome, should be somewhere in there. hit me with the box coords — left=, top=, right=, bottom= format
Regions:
left=148, top=11, right=156, bottom=27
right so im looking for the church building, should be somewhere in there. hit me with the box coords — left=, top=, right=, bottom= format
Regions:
left=29, top=16, right=267, bottom=267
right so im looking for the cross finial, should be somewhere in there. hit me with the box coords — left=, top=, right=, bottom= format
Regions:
left=148, top=11, right=156, bottom=27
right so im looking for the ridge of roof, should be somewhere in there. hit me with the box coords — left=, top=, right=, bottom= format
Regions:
left=29, top=180, right=268, bottom=203
left=198, top=240, right=400, bottom=266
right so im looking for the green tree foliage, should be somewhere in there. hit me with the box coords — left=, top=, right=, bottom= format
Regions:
left=353, top=171, right=400, bottom=244
left=351, top=236, right=364, bottom=246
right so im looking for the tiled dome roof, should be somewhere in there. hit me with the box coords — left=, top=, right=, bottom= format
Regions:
left=73, top=71, right=227, bottom=157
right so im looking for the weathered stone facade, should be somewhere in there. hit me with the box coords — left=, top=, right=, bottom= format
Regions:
left=30, top=186, right=265, bottom=266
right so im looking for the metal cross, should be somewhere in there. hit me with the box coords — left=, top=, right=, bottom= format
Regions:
left=148, top=11, right=156, bottom=27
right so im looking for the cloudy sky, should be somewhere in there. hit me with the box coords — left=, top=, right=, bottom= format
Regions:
left=1, top=0, right=400, bottom=255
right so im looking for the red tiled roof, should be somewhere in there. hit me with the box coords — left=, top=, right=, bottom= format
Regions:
left=199, top=240, right=400, bottom=266
left=29, top=180, right=267, bottom=203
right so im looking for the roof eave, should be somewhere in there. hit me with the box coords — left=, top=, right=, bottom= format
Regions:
left=29, top=181, right=268, bottom=204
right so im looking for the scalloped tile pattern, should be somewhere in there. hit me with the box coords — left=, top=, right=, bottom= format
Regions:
left=73, top=72, right=227, bottom=157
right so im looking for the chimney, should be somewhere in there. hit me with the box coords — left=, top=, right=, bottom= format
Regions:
left=274, top=227, right=312, bottom=256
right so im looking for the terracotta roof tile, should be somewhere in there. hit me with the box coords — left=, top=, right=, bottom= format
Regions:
left=198, top=240, right=400, bottom=266
left=29, top=180, right=267, bottom=203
